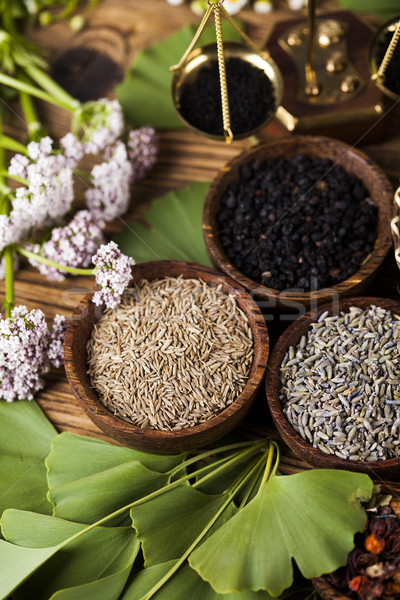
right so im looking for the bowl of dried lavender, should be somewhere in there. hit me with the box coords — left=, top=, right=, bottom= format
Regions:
left=265, top=296, right=400, bottom=478
left=313, top=497, right=400, bottom=600
left=203, top=136, right=393, bottom=310
left=64, top=260, right=269, bottom=453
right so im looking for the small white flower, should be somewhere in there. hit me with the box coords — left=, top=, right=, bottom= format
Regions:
left=222, top=0, right=249, bottom=14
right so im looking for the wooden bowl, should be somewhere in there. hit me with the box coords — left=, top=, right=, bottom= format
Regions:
left=203, top=136, right=393, bottom=310
left=265, top=296, right=400, bottom=479
left=64, top=260, right=269, bottom=454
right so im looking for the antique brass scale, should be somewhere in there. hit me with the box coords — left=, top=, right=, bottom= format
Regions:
left=170, top=0, right=400, bottom=144
left=170, top=0, right=283, bottom=142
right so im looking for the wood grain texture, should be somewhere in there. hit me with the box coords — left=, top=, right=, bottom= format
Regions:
left=265, top=296, right=400, bottom=479
left=203, top=135, right=393, bottom=309
left=64, top=260, right=269, bottom=453
left=0, top=0, right=397, bottom=489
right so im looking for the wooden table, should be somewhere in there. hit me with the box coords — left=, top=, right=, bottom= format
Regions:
left=2, top=0, right=400, bottom=493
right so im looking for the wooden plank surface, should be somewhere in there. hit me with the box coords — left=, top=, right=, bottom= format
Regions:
left=1, top=0, right=400, bottom=491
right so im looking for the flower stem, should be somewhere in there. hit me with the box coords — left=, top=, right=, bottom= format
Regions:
left=18, top=85, right=44, bottom=141
left=0, top=135, right=28, bottom=155
left=0, top=171, right=30, bottom=187
left=17, top=246, right=94, bottom=276
left=24, top=64, right=79, bottom=111
left=0, top=73, right=79, bottom=113
left=3, top=248, right=14, bottom=318
left=0, top=116, right=14, bottom=318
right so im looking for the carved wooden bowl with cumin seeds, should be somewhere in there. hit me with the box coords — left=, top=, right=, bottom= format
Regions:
left=265, top=296, right=400, bottom=479
left=64, top=260, right=269, bottom=454
left=203, top=136, right=393, bottom=310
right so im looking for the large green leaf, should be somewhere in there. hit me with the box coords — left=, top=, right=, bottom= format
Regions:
left=0, top=400, right=56, bottom=516
left=49, top=565, right=134, bottom=600
left=2, top=510, right=139, bottom=600
left=121, top=560, right=271, bottom=600
left=337, top=0, right=400, bottom=18
left=47, top=435, right=177, bottom=524
left=117, top=22, right=242, bottom=129
left=113, top=181, right=213, bottom=266
left=0, top=539, right=60, bottom=600
left=131, top=486, right=237, bottom=567
left=189, top=470, right=373, bottom=597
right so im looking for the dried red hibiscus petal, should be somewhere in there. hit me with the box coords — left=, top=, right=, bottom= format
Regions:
left=365, top=533, right=385, bottom=554
left=324, top=500, right=400, bottom=599
left=349, top=575, right=362, bottom=591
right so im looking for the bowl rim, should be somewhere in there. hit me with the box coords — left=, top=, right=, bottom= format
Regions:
left=64, top=259, right=269, bottom=444
left=265, top=295, right=400, bottom=476
left=202, top=134, right=393, bottom=306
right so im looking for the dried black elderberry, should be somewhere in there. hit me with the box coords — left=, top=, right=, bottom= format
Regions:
left=179, top=57, right=275, bottom=136
left=217, top=154, right=377, bottom=292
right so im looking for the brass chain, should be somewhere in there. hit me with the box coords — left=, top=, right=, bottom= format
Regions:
left=372, top=19, right=400, bottom=84
left=214, top=3, right=232, bottom=142
left=392, top=186, right=400, bottom=271
left=169, top=4, right=214, bottom=73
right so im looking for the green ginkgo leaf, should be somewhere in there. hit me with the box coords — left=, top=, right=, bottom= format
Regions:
left=130, top=486, right=237, bottom=567
left=121, top=559, right=272, bottom=600
left=0, top=400, right=56, bottom=516
left=189, top=470, right=373, bottom=597
left=113, top=181, right=212, bottom=267
left=1, top=510, right=139, bottom=600
left=49, top=564, right=134, bottom=600
left=47, top=433, right=184, bottom=524
left=0, top=539, right=60, bottom=600
left=117, top=22, right=242, bottom=129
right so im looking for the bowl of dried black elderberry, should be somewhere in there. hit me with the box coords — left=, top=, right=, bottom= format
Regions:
left=64, top=260, right=269, bottom=454
left=313, top=498, right=400, bottom=600
left=203, top=136, right=393, bottom=310
left=265, top=296, right=400, bottom=479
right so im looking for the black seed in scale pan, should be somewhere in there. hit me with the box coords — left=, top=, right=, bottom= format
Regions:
left=217, top=154, right=378, bottom=292
left=179, top=57, right=276, bottom=136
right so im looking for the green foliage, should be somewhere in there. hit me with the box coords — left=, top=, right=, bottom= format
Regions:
left=337, top=0, right=400, bottom=18
left=0, top=400, right=56, bottom=516
left=116, top=22, right=242, bottom=129
left=0, top=402, right=374, bottom=600
left=47, top=433, right=184, bottom=524
left=114, top=181, right=213, bottom=267
left=131, top=486, right=238, bottom=567
left=189, top=470, right=373, bottom=596
left=2, top=510, right=139, bottom=600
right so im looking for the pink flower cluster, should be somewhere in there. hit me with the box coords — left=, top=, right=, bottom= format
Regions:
left=1, top=136, right=77, bottom=253
left=85, top=142, right=132, bottom=224
left=128, top=126, right=158, bottom=180
left=0, top=306, right=66, bottom=402
left=26, top=210, right=105, bottom=281
left=92, top=241, right=134, bottom=309
left=76, top=98, right=124, bottom=155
